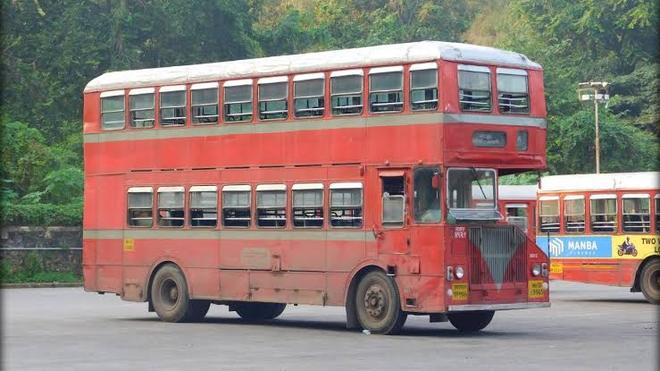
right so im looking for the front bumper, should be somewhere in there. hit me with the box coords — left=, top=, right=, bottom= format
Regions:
left=448, top=302, right=550, bottom=312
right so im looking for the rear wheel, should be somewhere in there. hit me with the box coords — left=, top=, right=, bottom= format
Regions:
left=355, top=271, right=407, bottom=335
left=235, top=302, right=286, bottom=320
left=150, top=264, right=210, bottom=322
left=640, top=259, right=660, bottom=304
left=448, top=311, right=494, bottom=332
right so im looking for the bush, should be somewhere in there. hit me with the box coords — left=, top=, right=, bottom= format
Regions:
left=1, top=201, right=82, bottom=226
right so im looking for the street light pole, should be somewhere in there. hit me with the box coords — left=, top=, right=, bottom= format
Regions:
left=577, top=82, right=609, bottom=174
left=593, top=88, right=600, bottom=174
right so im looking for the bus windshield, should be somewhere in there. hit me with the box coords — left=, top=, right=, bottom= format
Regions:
left=447, top=168, right=500, bottom=221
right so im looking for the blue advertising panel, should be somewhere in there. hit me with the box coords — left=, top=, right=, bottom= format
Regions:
left=536, top=236, right=612, bottom=258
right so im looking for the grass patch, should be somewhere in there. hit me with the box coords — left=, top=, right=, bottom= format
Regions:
left=0, top=253, right=81, bottom=283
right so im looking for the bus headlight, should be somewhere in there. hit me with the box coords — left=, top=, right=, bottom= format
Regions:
left=531, top=263, right=541, bottom=277
left=446, top=266, right=454, bottom=281
left=455, top=266, right=465, bottom=280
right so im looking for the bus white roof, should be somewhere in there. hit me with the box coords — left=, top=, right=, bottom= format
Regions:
left=498, top=185, right=538, bottom=200
left=539, top=172, right=660, bottom=193
left=85, top=41, right=541, bottom=93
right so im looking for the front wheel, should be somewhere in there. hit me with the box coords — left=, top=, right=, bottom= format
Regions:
left=355, top=271, right=407, bottom=335
left=150, top=264, right=210, bottom=322
left=640, top=259, right=660, bottom=304
left=448, top=310, right=494, bottom=332
left=235, top=302, right=286, bottom=320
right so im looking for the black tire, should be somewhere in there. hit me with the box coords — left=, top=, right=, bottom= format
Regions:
left=235, top=302, right=286, bottom=320
left=639, top=259, right=660, bottom=304
left=448, top=310, right=494, bottom=332
left=355, top=271, right=407, bottom=335
left=150, top=264, right=210, bottom=322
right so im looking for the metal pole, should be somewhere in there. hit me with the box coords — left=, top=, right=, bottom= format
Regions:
left=594, top=88, right=600, bottom=174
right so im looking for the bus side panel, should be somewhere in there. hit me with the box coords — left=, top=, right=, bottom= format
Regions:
left=249, top=271, right=326, bottom=305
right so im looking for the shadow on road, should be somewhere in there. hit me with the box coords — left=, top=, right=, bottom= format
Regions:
left=560, top=298, right=649, bottom=304
left=118, top=315, right=532, bottom=338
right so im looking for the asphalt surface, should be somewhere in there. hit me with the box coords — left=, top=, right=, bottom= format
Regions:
left=2, top=281, right=658, bottom=371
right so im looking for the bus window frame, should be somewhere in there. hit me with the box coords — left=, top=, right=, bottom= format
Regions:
left=589, top=194, right=617, bottom=234
left=563, top=195, right=585, bottom=233
left=621, top=193, right=651, bottom=233
left=538, top=195, right=560, bottom=234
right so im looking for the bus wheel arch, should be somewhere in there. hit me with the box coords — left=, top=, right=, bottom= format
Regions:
left=147, top=261, right=210, bottom=322
left=345, top=265, right=407, bottom=334
left=633, top=256, right=660, bottom=304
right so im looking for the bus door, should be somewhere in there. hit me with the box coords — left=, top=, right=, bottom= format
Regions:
left=376, top=170, right=410, bottom=255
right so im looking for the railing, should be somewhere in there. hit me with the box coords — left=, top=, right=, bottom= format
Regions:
left=467, top=224, right=527, bottom=288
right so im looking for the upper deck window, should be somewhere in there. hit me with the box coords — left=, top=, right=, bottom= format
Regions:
left=622, top=194, right=650, bottom=232
left=191, top=83, right=219, bottom=125
left=224, top=79, right=252, bottom=122
left=159, top=85, right=186, bottom=127
left=458, top=65, right=491, bottom=112
left=129, top=88, right=155, bottom=128
left=157, top=187, right=185, bottom=227
left=256, top=184, right=287, bottom=228
left=292, top=184, right=324, bottom=228
left=590, top=194, right=617, bottom=233
left=497, top=68, right=529, bottom=114
left=330, top=183, right=363, bottom=228
left=564, top=195, right=585, bottom=233
left=539, top=196, right=559, bottom=233
left=294, top=73, right=324, bottom=118
left=331, top=70, right=363, bottom=115
left=190, top=186, right=217, bottom=227
left=127, top=187, right=153, bottom=227
left=100, top=90, right=125, bottom=130
left=222, top=185, right=251, bottom=228
left=410, top=63, right=438, bottom=111
left=369, top=66, right=403, bottom=113
left=258, top=76, right=288, bottom=120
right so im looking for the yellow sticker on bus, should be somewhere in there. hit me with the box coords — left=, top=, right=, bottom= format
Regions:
left=123, top=239, right=135, bottom=252
left=452, top=283, right=468, bottom=301
left=528, top=280, right=545, bottom=298
left=611, top=235, right=659, bottom=260
left=550, top=262, right=563, bottom=274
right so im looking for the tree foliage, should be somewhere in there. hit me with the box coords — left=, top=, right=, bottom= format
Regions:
left=1, top=0, right=658, bottom=225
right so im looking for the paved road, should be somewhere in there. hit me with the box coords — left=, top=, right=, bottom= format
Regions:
left=2, top=281, right=657, bottom=371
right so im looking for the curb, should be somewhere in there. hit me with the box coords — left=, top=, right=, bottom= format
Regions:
left=1, top=282, right=83, bottom=289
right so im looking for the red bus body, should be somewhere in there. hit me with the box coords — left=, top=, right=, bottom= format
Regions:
left=535, top=172, right=660, bottom=303
left=83, top=42, right=550, bottom=330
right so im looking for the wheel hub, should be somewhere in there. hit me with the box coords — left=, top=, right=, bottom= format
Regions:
left=364, top=285, right=386, bottom=318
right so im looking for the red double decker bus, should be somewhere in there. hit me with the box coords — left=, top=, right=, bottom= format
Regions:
left=83, top=41, right=550, bottom=334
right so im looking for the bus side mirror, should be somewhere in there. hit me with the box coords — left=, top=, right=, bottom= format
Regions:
left=431, top=174, right=440, bottom=189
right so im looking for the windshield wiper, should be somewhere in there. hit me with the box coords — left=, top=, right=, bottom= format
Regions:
left=470, top=167, right=488, bottom=200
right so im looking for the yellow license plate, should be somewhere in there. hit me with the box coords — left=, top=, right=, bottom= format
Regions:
left=452, top=283, right=468, bottom=301
left=550, top=262, right=563, bottom=274
left=528, top=280, right=545, bottom=298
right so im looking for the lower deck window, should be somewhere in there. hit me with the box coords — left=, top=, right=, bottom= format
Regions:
left=590, top=196, right=617, bottom=233
left=330, top=184, right=362, bottom=228
left=564, top=197, right=585, bottom=233
left=190, top=187, right=217, bottom=227
left=222, top=187, right=251, bottom=228
left=257, top=187, right=286, bottom=228
left=158, top=188, right=184, bottom=227
left=293, top=187, right=323, bottom=228
left=127, top=188, right=153, bottom=227
left=539, top=198, right=559, bottom=233
left=623, top=196, right=650, bottom=232
left=413, top=167, right=440, bottom=223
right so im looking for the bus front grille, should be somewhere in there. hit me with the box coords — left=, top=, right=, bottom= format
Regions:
left=468, top=225, right=527, bottom=288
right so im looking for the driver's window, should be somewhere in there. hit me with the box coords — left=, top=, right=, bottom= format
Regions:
left=414, top=167, right=441, bottom=223
left=382, top=175, right=405, bottom=228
